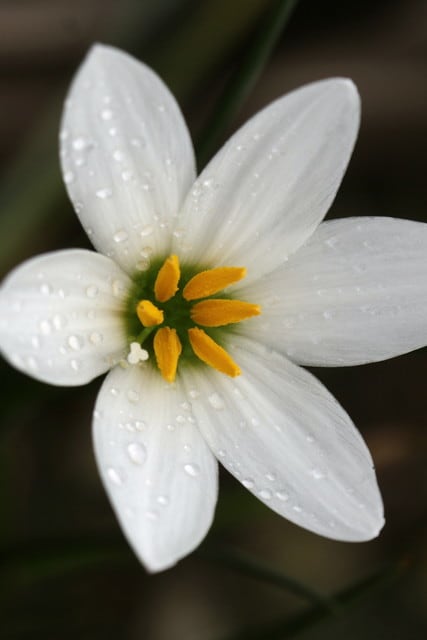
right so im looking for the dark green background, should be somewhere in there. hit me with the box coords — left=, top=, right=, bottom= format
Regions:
left=1, top=1, right=426, bottom=638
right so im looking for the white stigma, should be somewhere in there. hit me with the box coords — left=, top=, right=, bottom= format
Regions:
left=127, top=342, right=149, bottom=365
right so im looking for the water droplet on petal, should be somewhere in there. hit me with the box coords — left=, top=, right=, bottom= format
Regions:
left=140, top=225, right=153, bottom=237
left=242, top=478, right=255, bottom=489
left=275, top=490, right=289, bottom=501
left=112, top=279, right=126, bottom=297
left=184, top=463, right=200, bottom=477
left=96, top=188, right=112, bottom=199
left=107, top=467, right=123, bottom=486
left=310, top=468, right=325, bottom=480
left=157, top=495, right=169, bottom=506
left=39, top=320, right=52, bottom=335
left=258, top=488, right=272, bottom=500
left=68, top=335, right=83, bottom=351
left=63, top=171, right=75, bottom=184
left=86, top=285, right=99, bottom=298
left=40, top=283, right=53, bottom=295
left=70, top=358, right=81, bottom=371
left=113, top=229, right=128, bottom=243
left=127, top=442, right=146, bottom=465
left=208, top=393, right=224, bottom=410
left=100, top=108, right=113, bottom=121
left=127, top=389, right=139, bottom=404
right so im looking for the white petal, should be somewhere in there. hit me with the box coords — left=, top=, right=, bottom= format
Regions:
left=173, top=78, right=359, bottom=281
left=93, top=364, right=218, bottom=572
left=0, top=250, right=130, bottom=385
left=60, top=44, right=196, bottom=273
left=238, top=217, right=427, bottom=366
left=184, top=337, right=384, bottom=541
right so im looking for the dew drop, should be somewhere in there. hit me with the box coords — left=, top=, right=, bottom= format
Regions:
left=31, top=336, right=41, bottom=349
left=176, top=415, right=186, bottom=424
left=140, top=225, right=153, bottom=237
left=68, top=335, right=83, bottom=351
left=63, top=170, right=75, bottom=184
left=113, top=229, right=128, bottom=243
left=72, top=137, right=90, bottom=151
left=127, top=389, right=139, bottom=404
left=112, top=279, right=126, bottom=297
left=107, top=467, right=123, bottom=486
left=130, top=137, right=145, bottom=148
left=101, top=108, right=113, bottom=120
left=27, top=356, right=38, bottom=371
left=39, top=320, right=52, bottom=335
left=310, top=468, right=325, bottom=480
left=96, top=188, right=112, bottom=199
left=157, top=495, right=169, bottom=506
left=208, top=392, right=224, bottom=410
left=86, top=285, right=99, bottom=298
left=242, top=478, right=255, bottom=489
left=40, top=283, right=53, bottom=295
left=275, top=490, right=289, bottom=501
left=113, top=149, right=124, bottom=162
left=258, top=488, right=272, bottom=500
left=89, top=332, right=103, bottom=345
left=145, top=510, right=158, bottom=521
left=184, top=463, right=200, bottom=477
left=127, top=442, right=146, bottom=465
left=121, top=170, right=134, bottom=182
left=70, top=358, right=81, bottom=371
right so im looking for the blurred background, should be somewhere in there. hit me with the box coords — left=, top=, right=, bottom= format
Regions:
left=1, top=1, right=427, bottom=638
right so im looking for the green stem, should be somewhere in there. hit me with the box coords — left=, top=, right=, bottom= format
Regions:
left=135, top=326, right=156, bottom=344
left=195, top=0, right=299, bottom=168
left=199, top=546, right=337, bottom=612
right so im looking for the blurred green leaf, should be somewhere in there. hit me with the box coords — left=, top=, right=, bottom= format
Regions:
left=220, top=555, right=410, bottom=640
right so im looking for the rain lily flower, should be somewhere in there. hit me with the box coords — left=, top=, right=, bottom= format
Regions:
left=2, top=45, right=427, bottom=573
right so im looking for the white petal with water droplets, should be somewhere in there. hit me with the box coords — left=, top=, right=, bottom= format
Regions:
left=61, top=44, right=196, bottom=274
left=0, top=250, right=129, bottom=385
left=238, top=217, right=427, bottom=365
left=173, top=78, right=359, bottom=282
left=93, top=364, right=218, bottom=572
left=184, top=336, right=384, bottom=541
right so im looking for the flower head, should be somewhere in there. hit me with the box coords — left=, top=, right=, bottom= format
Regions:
left=2, top=45, right=427, bottom=572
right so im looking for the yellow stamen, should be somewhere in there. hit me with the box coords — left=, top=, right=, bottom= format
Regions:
left=188, top=328, right=241, bottom=377
left=191, top=299, right=261, bottom=327
left=183, top=266, right=246, bottom=301
left=136, top=300, right=164, bottom=327
left=154, top=255, right=181, bottom=302
left=153, top=327, right=182, bottom=383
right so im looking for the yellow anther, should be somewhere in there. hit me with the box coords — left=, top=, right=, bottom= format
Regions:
left=191, top=299, right=261, bottom=327
left=188, top=328, right=241, bottom=377
left=183, top=266, right=246, bottom=301
left=136, top=300, right=164, bottom=327
left=154, top=255, right=181, bottom=302
left=153, top=327, right=182, bottom=383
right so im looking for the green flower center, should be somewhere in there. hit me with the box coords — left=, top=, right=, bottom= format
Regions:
left=123, top=255, right=260, bottom=381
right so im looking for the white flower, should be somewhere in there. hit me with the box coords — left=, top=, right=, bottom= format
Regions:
left=1, top=45, right=427, bottom=573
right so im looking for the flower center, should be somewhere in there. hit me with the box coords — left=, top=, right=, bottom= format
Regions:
left=124, top=255, right=260, bottom=382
